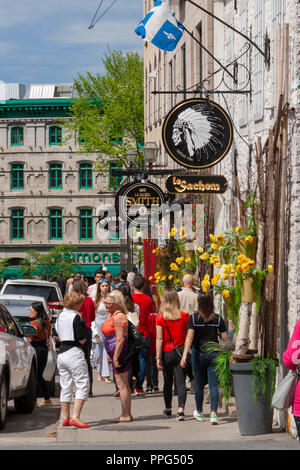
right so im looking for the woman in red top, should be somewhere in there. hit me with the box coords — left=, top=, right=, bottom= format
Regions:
left=73, top=279, right=95, bottom=397
left=156, top=290, right=189, bottom=421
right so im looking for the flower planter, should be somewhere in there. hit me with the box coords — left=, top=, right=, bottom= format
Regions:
left=241, top=275, right=257, bottom=303
left=229, top=362, right=273, bottom=435
left=236, top=236, right=257, bottom=260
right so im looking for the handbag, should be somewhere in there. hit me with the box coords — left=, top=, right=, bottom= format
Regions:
left=271, top=369, right=300, bottom=410
left=116, top=320, right=146, bottom=369
left=163, top=316, right=191, bottom=365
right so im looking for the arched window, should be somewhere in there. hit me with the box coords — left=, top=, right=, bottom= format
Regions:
left=49, top=208, right=63, bottom=240
left=79, top=162, right=93, bottom=189
left=79, top=208, right=93, bottom=240
left=11, top=208, right=24, bottom=240
left=49, top=163, right=63, bottom=189
left=49, top=126, right=62, bottom=145
left=11, top=163, right=24, bottom=190
left=11, top=127, right=24, bottom=146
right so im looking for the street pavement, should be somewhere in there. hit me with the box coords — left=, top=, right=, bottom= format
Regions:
left=0, top=369, right=299, bottom=450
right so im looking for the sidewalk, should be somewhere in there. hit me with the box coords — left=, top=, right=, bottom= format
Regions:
left=55, top=370, right=300, bottom=450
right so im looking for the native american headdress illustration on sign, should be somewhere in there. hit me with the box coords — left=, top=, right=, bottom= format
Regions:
left=162, top=99, right=233, bottom=169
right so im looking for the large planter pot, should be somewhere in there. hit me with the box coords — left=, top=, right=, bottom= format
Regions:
left=229, top=362, right=273, bottom=436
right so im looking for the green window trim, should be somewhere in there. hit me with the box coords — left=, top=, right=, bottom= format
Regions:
left=79, top=209, right=93, bottom=240
left=11, top=209, right=24, bottom=240
left=49, top=126, right=62, bottom=145
left=49, top=163, right=63, bottom=189
left=11, top=163, right=24, bottom=190
left=49, top=209, right=63, bottom=240
left=109, top=162, right=123, bottom=189
left=11, top=127, right=24, bottom=146
left=79, top=163, right=93, bottom=189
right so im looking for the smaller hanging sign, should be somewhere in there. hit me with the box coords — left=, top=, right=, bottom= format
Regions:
left=116, top=181, right=167, bottom=226
left=165, top=174, right=228, bottom=194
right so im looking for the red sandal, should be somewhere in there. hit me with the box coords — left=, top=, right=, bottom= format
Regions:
left=69, top=418, right=90, bottom=428
left=62, top=419, right=70, bottom=427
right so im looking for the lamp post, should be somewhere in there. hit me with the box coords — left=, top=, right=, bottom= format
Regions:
left=126, top=148, right=138, bottom=168
left=142, top=142, right=159, bottom=171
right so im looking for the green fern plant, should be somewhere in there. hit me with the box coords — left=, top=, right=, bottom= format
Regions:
left=251, top=356, right=277, bottom=405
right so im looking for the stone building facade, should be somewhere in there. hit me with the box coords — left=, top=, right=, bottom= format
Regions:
left=143, top=0, right=300, bottom=436
left=0, top=85, right=121, bottom=277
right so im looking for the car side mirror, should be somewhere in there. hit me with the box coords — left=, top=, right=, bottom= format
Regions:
left=22, top=325, right=37, bottom=337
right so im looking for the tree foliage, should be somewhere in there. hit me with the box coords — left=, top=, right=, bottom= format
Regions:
left=65, top=50, right=144, bottom=171
left=19, top=245, right=79, bottom=280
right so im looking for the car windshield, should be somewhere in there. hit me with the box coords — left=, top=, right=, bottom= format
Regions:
left=1, top=299, right=35, bottom=317
left=3, top=285, right=59, bottom=302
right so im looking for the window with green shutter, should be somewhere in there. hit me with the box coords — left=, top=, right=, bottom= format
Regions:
left=11, top=127, right=24, bottom=146
left=109, top=162, right=123, bottom=189
left=11, top=209, right=24, bottom=240
left=11, top=163, right=24, bottom=190
left=79, top=163, right=93, bottom=189
left=49, top=209, right=63, bottom=240
left=49, top=126, right=62, bottom=145
left=79, top=209, right=93, bottom=240
left=49, top=163, right=63, bottom=189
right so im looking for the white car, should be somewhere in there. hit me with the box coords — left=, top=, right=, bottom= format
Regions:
left=0, top=295, right=57, bottom=395
left=0, top=279, right=64, bottom=321
left=0, top=302, right=37, bottom=430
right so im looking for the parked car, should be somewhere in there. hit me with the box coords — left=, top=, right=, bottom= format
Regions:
left=0, top=280, right=64, bottom=321
left=0, top=302, right=37, bottom=430
left=0, top=294, right=57, bottom=395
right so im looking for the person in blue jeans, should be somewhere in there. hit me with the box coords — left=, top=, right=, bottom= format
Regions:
left=180, top=291, right=227, bottom=424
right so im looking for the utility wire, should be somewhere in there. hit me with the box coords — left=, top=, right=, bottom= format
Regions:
left=89, top=0, right=118, bottom=29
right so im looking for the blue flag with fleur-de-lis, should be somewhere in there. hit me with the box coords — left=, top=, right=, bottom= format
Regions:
left=135, top=0, right=184, bottom=52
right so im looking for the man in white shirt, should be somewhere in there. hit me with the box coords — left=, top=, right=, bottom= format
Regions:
left=178, top=274, right=199, bottom=315
left=87, top=270, right=105, bottom=300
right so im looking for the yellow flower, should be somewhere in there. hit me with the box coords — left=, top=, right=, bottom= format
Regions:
left=222, top=264, right=231, bottom=274
left=211, top=243, right=219, bottom=251
left=197, top=247, right=204, bottom=253
left=148, top=276, right=153, bottom=281
left=209, top=234, right=217, bottom=243
left=204, top=274, right=210, bottom=281
left=181, top=233, right=187, bottom=239
left=170, top=263, right=179, bottom=271
left=168, top=274, right=173, bottom=280
left=242, top=263, right=251, bottom=272
left=176, top=257, right=184, bottom=264
left=236, top=265, right=244, bottom=273
left=210, top=254, right=219, bottom=265
left=245, top=235, right=253, bottom=244
left=185, top=257, right=191, bottom=263
left=237, top=254, right=247, bottom=264
left=154, top=272, right=161, bottom=278
left=268, top=265, right=273, bottom=273
left=235, top=226, right=242, bottom=234
left=222, top=274, right=229, bottom=280
left=152, top=249, right=156, bottom=254
left=217, top=234, right=225, bottom=245
left=222, top=290, right=230, bottom=299
left=161, top=275, right=167, bottom=281
left=180, top=226, right=185, bottom=234
left=216, top=263, right=222, bottom=268
left=175, top=279, right=180, bottom=284
left=200, top=253, right=209, bottom=261
left=211, top=273, right=221, bottom=286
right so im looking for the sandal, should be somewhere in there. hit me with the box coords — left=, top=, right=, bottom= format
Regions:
left=104, top=378, right=113, bottom=384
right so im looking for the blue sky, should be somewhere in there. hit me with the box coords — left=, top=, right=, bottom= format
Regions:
left=0, top=0, right=143, bottom=89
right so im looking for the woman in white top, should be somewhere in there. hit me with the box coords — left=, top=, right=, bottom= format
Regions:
left=92, top=279, right=112, bottom=384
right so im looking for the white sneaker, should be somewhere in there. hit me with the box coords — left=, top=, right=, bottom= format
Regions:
left=210, top=413, right=219, bottom=425
left=193, top=410, right=205, bottom=422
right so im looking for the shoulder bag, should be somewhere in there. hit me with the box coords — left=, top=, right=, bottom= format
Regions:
left=271, top=368, right=300, bottom=411
left=116, top=320, right=146, bottom=369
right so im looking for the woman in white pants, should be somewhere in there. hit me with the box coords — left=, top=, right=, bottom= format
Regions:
left=92, top=279, right=112, bottom=383
left=54, top=291, right=90, bottom=429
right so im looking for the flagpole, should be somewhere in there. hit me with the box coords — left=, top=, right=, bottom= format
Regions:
left=184, top=0, right=268, bottom=61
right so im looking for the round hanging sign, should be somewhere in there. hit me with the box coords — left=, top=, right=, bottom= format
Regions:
left=116, top=181, right=167, bottom=226
left=162, top=98, right=233, bottom=169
